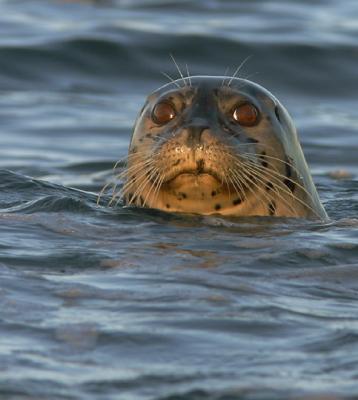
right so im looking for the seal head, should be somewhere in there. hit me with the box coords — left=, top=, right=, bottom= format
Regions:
left=122, top=76, right=327, bottom=219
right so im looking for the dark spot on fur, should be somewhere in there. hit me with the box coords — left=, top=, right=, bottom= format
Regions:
left=266, top=182, right=274, bottom=191
left=166, top=204, right=170, bottom=209
left=196, top=159, right=204, bottom=173
left=233, top=198, right=242, bottom=206
left=211, top=190, right=217, bottom=197
left=139, top=138, right=143, bottom=142
left=284, top=157, right=295, bottom=191
left=275, top=106, right=281, bottom=122
left=266, top=115, right=271, bottom=122
left=145, top=133, right=152, bottom=138
left=268, top=201, right=276, bottom=216
left=215, top=204, right=221, bottom=211
left=284, top=178, right=296, bottom=193
left=173, top=159, right=181, bottom=166
left=260, top=151, right=268, bottom=168
left=177, top=192, right=187, bottom=201
left=247, top=137, right=259, bottom=144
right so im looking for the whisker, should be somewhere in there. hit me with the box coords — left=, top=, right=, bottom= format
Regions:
left=241, top=154, right=314, bottom=203
left=231, top=167, right=269, bottom=213
left=112, top=161, right=153, bottom=195
left=185, top=63, right=192, bottom=87
left=226, top=156, right=269, bottom=209
left=97, top=181, right=114, bottom=206
left=160, top=71, right=181, bottom=88
left=221, top=67, right=230, bottom=87
left=118, top=168, right=155, bottom=206
left=241, top=159, right=320, bottom=218
left=120, top=164, right=156, bottom=202
left=241, top=161, right=299, bottom=217
left=228, top=55, right=252, bottom=86
left=152, top=173, right=165, bottom=208
left=112, top=154, right=130, bottom=171
left=240, top=149, right=302, bottom=177
left=111, top=162, right=154, bottom=206
left=222, top=150, right=300, bottom=216
left=223, top=143, right=304, bottom=185
left=170, top=53, right=187, bottom=86
left=142, top=168, right=161, bottom=208
left=227, top=168, right=246, bottom=203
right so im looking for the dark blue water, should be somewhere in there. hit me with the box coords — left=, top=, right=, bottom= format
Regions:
left=1, top=1, right=358, bottom=399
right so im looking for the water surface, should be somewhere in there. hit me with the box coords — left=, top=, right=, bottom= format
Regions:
left=0, top=1, right=358, bottom=399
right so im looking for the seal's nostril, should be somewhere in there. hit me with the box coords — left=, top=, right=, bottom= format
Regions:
left=196, top=159, right=205, bottom=173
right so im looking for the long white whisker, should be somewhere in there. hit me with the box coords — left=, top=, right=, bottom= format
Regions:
left=242, top=159, right=320, bottom=218
left=170, top=53, right=187, bottom=86
left=228, top=55, right=252, bottom=86
left=185, top=63, right=192, bottom=87
left=161, top=71, right=180, bottom=88
left=221, top=67, right=230, bottom=87
left=142, top=168, right=162, bottom=208
left=241, top=161, right=299, bottom=217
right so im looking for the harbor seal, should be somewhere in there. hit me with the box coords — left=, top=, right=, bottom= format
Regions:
left=115, top=76, right=327, bottom=219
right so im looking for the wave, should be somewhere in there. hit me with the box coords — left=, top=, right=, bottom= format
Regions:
left=0, top=170, right=98, bottom=213
left=0, top=31, right=358, bottom=97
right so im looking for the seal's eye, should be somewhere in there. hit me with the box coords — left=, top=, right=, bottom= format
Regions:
left=232, top=103, right=259, bottom=126
left=152, top=102, right=176, bottom=125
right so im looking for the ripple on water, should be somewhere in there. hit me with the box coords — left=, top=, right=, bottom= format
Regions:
left=0, top=1, right=358, bottom=399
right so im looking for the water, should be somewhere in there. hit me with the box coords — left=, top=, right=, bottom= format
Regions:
left=0, top=0, right=358, bottom=399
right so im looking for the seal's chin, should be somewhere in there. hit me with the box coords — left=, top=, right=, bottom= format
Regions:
left=165, top=172, right=223, bottom=199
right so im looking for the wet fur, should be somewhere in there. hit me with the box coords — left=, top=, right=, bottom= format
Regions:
left=104, top=76, right=327, bottom=219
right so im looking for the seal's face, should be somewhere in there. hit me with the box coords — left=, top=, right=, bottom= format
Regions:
left=121, top=76, right=327, bottom=219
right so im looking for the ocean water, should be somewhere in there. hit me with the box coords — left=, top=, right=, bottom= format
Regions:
left=0, top=1, right=358, bottom=399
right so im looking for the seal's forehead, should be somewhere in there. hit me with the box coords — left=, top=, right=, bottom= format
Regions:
left=151, top=75, right=275, bottom=102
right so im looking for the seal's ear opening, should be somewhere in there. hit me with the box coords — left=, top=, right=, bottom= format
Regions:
left=275, top=106, right=281, bottom=122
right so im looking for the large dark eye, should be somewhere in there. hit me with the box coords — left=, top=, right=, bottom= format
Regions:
left=152, top=102, right=176, bottom=125
left=232, top=103, right=259, bottom=126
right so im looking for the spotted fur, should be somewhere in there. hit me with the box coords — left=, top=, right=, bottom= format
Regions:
left=102, top=76, right=327, bottom=219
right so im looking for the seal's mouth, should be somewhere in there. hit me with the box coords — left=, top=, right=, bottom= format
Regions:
left=164, top=159, right=223, bottom=185
left=167, top=170, right=220, bottom=183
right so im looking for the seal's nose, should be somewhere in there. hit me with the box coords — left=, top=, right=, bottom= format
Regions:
left=187, top=126, right=209, bottom=146
left=185, top=118, right=210, bottom=146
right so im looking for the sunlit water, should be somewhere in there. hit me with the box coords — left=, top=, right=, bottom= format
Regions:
left=0, top=1, right=357, bottom=399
